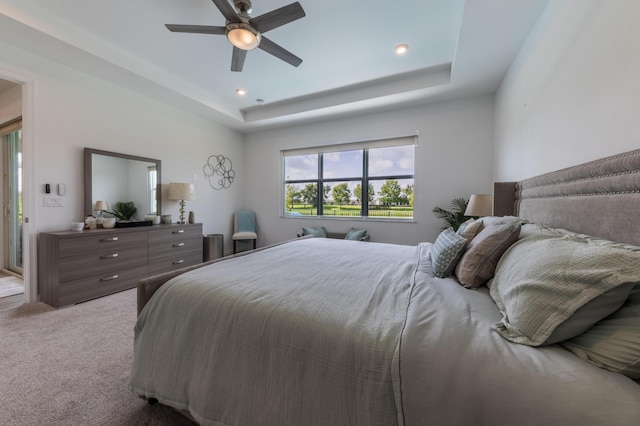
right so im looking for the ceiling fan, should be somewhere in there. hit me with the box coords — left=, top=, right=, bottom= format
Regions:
left=166, top=0, right=306, bottom=72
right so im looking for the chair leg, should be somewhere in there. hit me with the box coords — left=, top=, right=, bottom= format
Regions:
left=233, top=240, right=237, bottom=254
left=252, top=239, right=256, bottom=250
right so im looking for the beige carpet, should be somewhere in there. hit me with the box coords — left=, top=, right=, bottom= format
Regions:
left=0, top=289, right=195, bottom=425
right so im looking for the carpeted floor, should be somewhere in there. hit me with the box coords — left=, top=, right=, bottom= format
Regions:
left=0, top=289, right=196, bottom=425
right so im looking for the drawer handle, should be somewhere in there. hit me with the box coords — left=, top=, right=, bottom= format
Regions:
left=100, top=274, right=119, bottom=282
left=100, top=253, right=119, bottom=259
left=100, top=237, right=119, bottom=242
left=173, top=259, right=184, bottom=265
left=173, top=230, right=185, bottom=234
left=173, top=242, right=185, bottom=247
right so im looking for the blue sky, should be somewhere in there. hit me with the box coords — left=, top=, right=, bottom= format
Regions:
left=285, top=145, right=414, bottom=181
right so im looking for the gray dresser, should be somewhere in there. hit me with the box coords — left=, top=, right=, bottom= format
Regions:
left=38, top=223, right=203, bottom=308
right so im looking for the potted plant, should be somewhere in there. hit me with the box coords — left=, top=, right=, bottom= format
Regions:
left=432, top=197, right=470, bottom=231
left=109, top=201, right=137, bottom=221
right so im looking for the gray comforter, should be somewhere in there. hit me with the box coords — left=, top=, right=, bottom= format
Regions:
left=130, top=238, right=640, bottom=425
left=129, top=238, right=417, bottom=425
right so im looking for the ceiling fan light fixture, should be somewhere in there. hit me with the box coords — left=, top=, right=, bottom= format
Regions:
left=226, top=23, right=261, bottom=50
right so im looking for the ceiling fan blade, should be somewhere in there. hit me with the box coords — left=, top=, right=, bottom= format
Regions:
left=249, top=2, right=305, bottom=33
left=211, top=0, right=241, bottom=23
left=165, top=24, right=226, bottom=35
left=231, top=47, right=247, bottom=72
left=258, top=36, right=302, bottom=67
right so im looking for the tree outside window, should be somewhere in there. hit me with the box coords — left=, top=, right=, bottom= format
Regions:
left=283, top=140, right=414, bottom=219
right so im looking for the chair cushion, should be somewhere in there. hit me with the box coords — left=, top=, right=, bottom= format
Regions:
left=233, top=231, right=257, bottom=240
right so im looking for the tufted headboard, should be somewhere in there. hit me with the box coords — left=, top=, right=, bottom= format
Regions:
left=494, top=149, right=640, bottom=247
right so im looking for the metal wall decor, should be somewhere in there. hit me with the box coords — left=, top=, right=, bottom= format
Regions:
left=203, top=154, right=235, bottom=190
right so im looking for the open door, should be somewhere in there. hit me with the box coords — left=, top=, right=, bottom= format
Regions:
left=1, top=119, right=23, bottom=301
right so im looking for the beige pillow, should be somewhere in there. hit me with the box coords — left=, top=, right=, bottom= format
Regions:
left=456, top=219, right=483, bottom=240
left=455, top=222, right=521, bottom=288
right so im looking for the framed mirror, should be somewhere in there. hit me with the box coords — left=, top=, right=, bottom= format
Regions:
left=84, top=148, right=161, bottom=218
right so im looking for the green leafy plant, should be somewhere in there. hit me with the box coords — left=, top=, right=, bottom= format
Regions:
left=108, top=201, right=137, bottom=221
left=432, top=197, right=470, bottom=231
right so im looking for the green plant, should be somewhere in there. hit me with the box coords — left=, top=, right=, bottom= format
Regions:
left=108, top=201, right=137, bottom=221
left=432, top=197, right=470, bottom=231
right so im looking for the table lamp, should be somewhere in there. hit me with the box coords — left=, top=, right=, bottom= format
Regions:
left=168, top=183, right=196, bottom=224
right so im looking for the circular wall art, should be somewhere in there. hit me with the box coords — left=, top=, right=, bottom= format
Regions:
left=203, top=154, right=235, bottom=190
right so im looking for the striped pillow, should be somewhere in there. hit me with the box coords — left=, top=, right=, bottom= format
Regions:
left=430, top=228, right=468, bottom=278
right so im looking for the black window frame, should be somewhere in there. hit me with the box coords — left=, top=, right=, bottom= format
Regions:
left=283, top=140, right=415, bottom=220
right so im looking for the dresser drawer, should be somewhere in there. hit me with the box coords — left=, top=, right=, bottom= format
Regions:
left=38, top=224, right=202, bottom=308
left=149, top=237, right=202, bottom=261
left=58, top=265, right=148, bottom=307
left=58, top=245, right=148, bottom=282
left=59, top=232, right=147, bottom=257
left=148, top=226, right=202, bottom=244
left=148, top=249, right=202, bottom=275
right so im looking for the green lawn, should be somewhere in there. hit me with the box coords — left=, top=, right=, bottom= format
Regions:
left=286, top=204, right=413, bottom=218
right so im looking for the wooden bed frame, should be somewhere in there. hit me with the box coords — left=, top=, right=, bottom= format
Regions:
left=138, top=148, right=640, bottom=314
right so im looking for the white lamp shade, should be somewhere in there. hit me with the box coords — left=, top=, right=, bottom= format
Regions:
left=94, top=200, right=108, bottom=211
left=464, top=194, right=493, bottom=217
left=168, top=182, right=196, bottom=201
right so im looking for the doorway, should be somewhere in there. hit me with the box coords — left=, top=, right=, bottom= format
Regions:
left=0, top=118, right=24, bottom=306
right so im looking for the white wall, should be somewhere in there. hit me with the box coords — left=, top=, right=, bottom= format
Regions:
left=244, top=95, right=495, bottom=246
left=0, top=42, right=245, bottom=299
left=495, top=0, right=640, bottom=181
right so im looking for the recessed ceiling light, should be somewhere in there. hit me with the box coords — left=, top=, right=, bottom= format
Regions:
left=395, top=44, right=409, bottom=55
left=236, top=88, right=247, bottom=96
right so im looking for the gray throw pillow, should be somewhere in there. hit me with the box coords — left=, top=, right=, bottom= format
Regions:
left=344, top=228, right=367, bottom=241
left=430, top=228, right=468, bottom=278
left=302, top=226, right=327, bottom=238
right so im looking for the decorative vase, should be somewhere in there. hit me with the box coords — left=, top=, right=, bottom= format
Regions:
left=188, top=211, right=195, bottom=224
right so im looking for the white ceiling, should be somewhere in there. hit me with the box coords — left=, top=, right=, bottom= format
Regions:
left=0, top=0, right=549, bottom=133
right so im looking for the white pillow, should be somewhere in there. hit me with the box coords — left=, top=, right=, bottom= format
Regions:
left=490, top=234, right=639, bottom=346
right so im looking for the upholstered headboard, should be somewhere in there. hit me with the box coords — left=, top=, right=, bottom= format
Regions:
left=494, top=149, right=640, bottom=247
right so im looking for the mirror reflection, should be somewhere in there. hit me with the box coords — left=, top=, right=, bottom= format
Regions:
left=84, top=148, right=161, bottom=219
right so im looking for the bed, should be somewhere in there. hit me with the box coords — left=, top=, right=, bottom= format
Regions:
left=129, top=149, right=640, bottom=425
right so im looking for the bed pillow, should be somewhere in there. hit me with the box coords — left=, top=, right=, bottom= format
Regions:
left=430, top=228, right=468, bottom=278
left=456, top=219, right=483, bottom=240
left=454, top=222, right=521, bottom=288
left=344, top=228, right=367, bottom=241
left=518, top=223, right=560, bottom=240
left=480, top=215, right=529, bottom=227
left=489, top=234, right=640, bottom=346
left=561, top=284, right=640, bottom=379
left=302, top=226, right=327, bottom=238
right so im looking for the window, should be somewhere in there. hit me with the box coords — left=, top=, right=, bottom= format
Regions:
left=283, top=137, right=415, bottom=219
left=147, top=165, right=157, bottom=215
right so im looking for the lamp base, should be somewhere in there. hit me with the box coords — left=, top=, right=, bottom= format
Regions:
left=178, top=200, right=186, bottom=224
